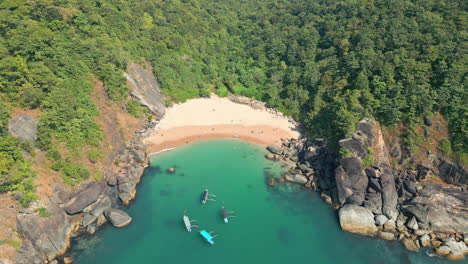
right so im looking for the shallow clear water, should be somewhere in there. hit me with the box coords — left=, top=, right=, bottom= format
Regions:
left=72, top=139, right=450, bottom=264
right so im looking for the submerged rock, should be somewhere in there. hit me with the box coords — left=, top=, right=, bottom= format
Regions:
left=338, top=204, right=378, bottom=236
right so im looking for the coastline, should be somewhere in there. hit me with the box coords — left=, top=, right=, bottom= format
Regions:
left=144, top=95, right=300, bottom=152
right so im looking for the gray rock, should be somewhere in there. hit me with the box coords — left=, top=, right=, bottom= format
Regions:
left=16, top=201, right=71, bottom=262
left=107, top=176, right=117, bottom=186
left=380, top=168, right=398, bottom=219
left=266, top=145, right=283, bottom=155
left=14, top=191, right=23, bottom=201
left=341, top=157, right=368, bottom=205
left=384, top=219, right=397, bottom=233
left=406, top=216, right=419, bottom=231
left=363, top=192, right=382, bottom=215
left=423, top=116, right=433, bottom=126
left=132, top=149, right=146, bottom=163
left=389, top=141, right=402, bottom=161
left=118, top=182, right=136, bottom=194
left=338, top=138, right=367, bottom=158
left=419, top=234, right=431, bottom=247
left=375, top=215, right=389, bottom=226
left=378, top=231, right=395, bottom=240
left=8, top=114, right=38, bottom=142
left=63, top=183, right=102, bottom=215
left=14, top=240, right=43, bottom=264
left=444, top=240, right=468, bottom=259
left=335, top=166, right=352, bottom=205
left=402, top=238, right=419, bottom=252
left=90, top=196, right=112, bottom=217
left=19, top=208, right=33, bottom=214
left=401, top=204, right=428, bottom=224
left=436, top=245, right=451, bottom=256
left=338, top=204, right=378, bottom=236
left=82, top=213, right=97, bottom=227
left=291, top=174, right=308, bottom=184
left=105, top=208, right=132, bottom=228
left=438, top=159, right=468, bottom=185
left=119, top=192, right=132, bottom=203
left=356, top=118, right=375, bottom=145
left=125, top=62, right=166, bottom=117
left=86, top=225, right=96, bottom=235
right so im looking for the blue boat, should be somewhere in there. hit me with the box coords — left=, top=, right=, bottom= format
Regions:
left=200, top=230, right=217, bottom=244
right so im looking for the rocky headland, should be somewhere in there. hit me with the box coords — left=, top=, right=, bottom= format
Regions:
left=264, top=118, right=468, bottom=261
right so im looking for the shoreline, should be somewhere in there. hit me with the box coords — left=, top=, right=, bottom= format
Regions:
left=145, top=124, right=298, bottom=153
left=144, top=95, right=301, bottom=153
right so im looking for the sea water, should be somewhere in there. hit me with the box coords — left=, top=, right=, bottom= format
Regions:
left=72, top=139, right=451, bottom=264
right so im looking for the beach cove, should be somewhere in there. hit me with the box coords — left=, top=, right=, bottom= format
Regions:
left=71, top=139, right=449, bottom=264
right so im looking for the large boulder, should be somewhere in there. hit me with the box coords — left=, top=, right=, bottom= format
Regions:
left=105, top=208, right=132, bottom=228
left=266, top=145, right=283, bottom=155
left=363, top=192, right=382, bottom=215
left=8, top=114, right=38, bottom=142
left=338, top=204, right=378, bottom=236
left=125, top=62, right=166, bottom=117
left=334, top=166, right=352, bottom=205
left=338, top=138, right=367, bottom=158
left=380, top=168, right=398, bottom=219
left=16, top=202, right=71, bottom=262
left=340, top=157, right=368, bottom=205
left=437, top=159, right=468, bottom=185
left=63, top=183, right=102, bottom=215
left=356, top=118, right=376, bottom=145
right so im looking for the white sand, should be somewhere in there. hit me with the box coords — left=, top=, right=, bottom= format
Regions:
left=144, top=95, right=300, bottom=152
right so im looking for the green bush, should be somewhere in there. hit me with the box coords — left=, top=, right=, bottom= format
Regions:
left=87, top=149, right=102, bottom=163
left=439, top=139, right=452, bottom=156
left=215, top=83, right=229, bottom=97
left=20, top=192, right=38, bottom=207
left=126, top=99, right=146, bottom=118
left=46, top=147, right=61, bottom=161
left=61, top=161, right=90, bottom=185
left=361, top=150, right=375, bottom=168
left=339, top=147, right=353, bottom=158
left=0, top=239, right=21, bottom=248
left=34, top=207, right=53, bottom=217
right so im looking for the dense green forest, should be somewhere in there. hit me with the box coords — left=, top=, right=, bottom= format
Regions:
left=0, top=0, right=466, bottom=196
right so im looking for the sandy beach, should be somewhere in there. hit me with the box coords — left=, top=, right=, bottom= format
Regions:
left=144, top=96, right=300, bottom=152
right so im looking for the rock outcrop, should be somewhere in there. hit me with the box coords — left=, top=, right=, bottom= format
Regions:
left=16, top=202, right=71, bottom=263
left=63, top=183, right=103, bottom=215
left=8, top=114, right=38, bottom=142
left=125, top=62, right=166, bottom=117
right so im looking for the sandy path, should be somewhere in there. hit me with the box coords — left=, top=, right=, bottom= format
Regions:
left=144, top=96, right=300, bottom=153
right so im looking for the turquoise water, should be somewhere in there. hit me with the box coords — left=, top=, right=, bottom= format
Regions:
left=72, top=139, right=450, bottom=264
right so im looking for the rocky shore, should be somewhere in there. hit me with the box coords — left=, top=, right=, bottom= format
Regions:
left=264, top=118, right=468, bottom=261
left=14, top=124, right=156, bottom=264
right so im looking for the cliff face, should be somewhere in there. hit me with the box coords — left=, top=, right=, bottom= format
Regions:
left=125, top=61, right=166, bottom=118
left=4, top=61, right=165, bottom=264
left=305, top=118, right=468, bottom=259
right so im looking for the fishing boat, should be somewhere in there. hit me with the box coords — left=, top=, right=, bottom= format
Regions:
left=201, top=189, right=216, bottom=204
left=200, top=230, right=217, bottom=244
left=221, top=206, right=236, bottom=223
left=183, top=211, right=198, bottom=232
